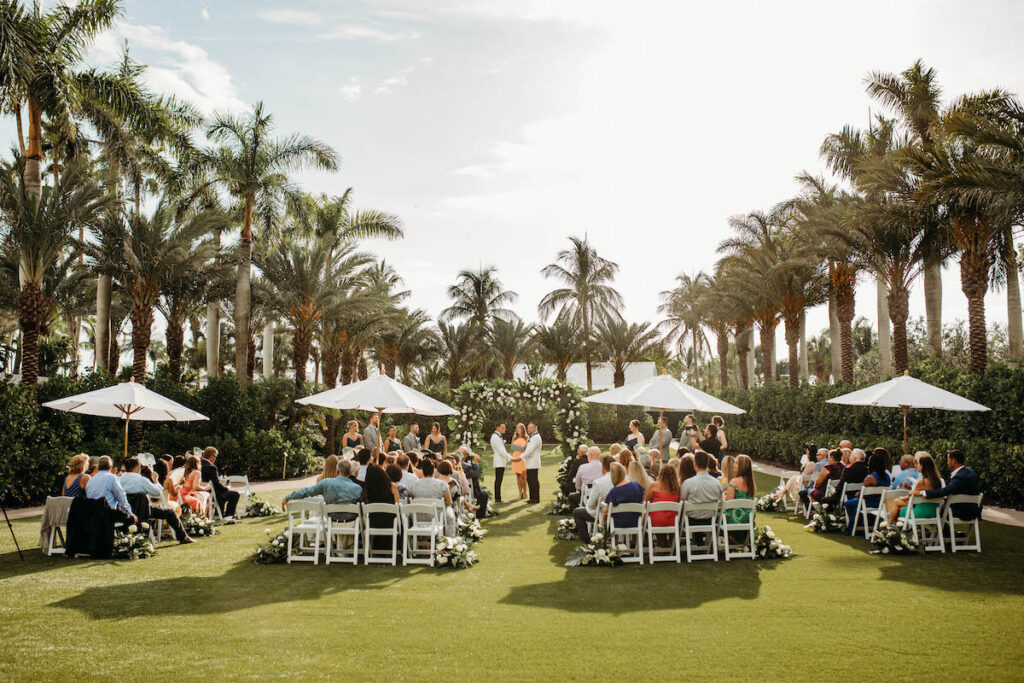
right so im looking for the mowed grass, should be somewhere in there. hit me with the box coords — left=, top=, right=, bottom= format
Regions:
left=1, top=447, right=1023, bottom=681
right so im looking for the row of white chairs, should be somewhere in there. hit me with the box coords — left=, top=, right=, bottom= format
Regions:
left=587, top=498, right=759, bottom=564
left=781, top=472, right=983, bottom=553
left=284, top=499, right=450, bottom=567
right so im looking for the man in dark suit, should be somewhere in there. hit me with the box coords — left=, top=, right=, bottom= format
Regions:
left=200, top=447, right=240, bottom=519
left=914, top=449, right=982, bottom=520
left=561, top=445, right=589, bottom=497
left=821, top=448, right=868, bottom=507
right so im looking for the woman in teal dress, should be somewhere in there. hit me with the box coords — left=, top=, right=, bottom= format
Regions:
left=886, top=453, right=943, bottom=523
left=723, top=454, right=756, bottom=524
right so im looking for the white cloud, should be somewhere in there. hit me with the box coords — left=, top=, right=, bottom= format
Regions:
left=453, top=164, right=498, bottom=179
left=200, top=8, right=210, bottom=22
left=339, top=77, right=362, bottom=102
left=318, top=24, right=420, bottom=42
left=374, top=74, right=409, bottom=95
left=256, top=9, right=320, bottom=25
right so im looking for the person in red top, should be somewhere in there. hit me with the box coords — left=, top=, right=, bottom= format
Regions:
left=645, top=465, right=681, bottom=527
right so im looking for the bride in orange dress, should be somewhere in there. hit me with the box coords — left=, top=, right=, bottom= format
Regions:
left=179, top=455, right=211, bottom=515
left=510, top=423, right=529, bottom=500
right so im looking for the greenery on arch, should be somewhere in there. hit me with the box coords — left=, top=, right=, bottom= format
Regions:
left=449, top=378, right=588, bottom=458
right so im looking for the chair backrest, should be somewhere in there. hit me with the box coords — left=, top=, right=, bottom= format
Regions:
left=946, top=493, right=983, bottom=518
left=44, top=496, right=73, bottom=524
left=362, top=502, right=400, bottom=529
left=684, top=501, right=720, bottom=515
left=287, top=500, right=323, bottom=527
left=608, top=502, right=645, bottom=530
left=400, top=502, right=441, bottom=519
left=860, top=486, right=889, bottom=498
left=226, top=475, right=249, bottom=488
left=880, top=489, right=906, bottom=504
left=720, top=498, right=757, bottom=511
left=843, top=482, right=863, bottom=496
left=645, top=501, right=681, bottom=515
left=324, top=503, right=361, bottom=518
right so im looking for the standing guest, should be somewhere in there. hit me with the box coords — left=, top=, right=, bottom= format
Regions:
left=678, top=454, right=697, bottom=485
left=62, top=454, right=91, bottom=497
left=912, top=449, right=982, bottom=521
left=712, top=416, right=729, bottom=450
left=119, top=457, right=193, bottom=544
left=572, top=456, right=614, bottom=543
left=678, top=450, right=723, bottom=520
left=85, top=456, right=136, bottom=523
left=179, top=455, right=211, bottom=514
left=490, top=422, right=512, bottom=503
left=402, top=423, right=421, bottom=452
left=723, top=454, right=756, bottom=524
left=384, top=426, right=402, bottom=454
left=571, top=446, right=604, bottom=508
left=843, top=450, right=892, bottom=534
left=424, top=422, right=447, bottom=456
left=355, top=448, right=373, bottom=482
left=562, top=444, right=590, bottom=497
left=522, top=423, right=543, bottom=504
left=343, top=421, right=364, bottom=450
left=649, top=418, right=674, bottom=462
left=645, top=464, right=681, bottom=528
left=626, top=460, right=651, bottom=490
left=396, top=454, right=419, bottom=490
left=363, top=413, right=381, bottom=451
left=892, top=453, right=922, bottom=490
left=691, top=424, right=722, bottom=460
left=678, top=415, right=699, bottom=454
left=887, top=454, right=942, bottom=523
left=624, top=420, right=645, bottom=452
left=318, top=455, right=340, bottom=483
left=603, top=462, right=646, bottom=529
left=201, top=447, right=240, bottom=520
left=718, top=455, right=736, bottom=488
left=509, top=423, right=529, bottom=500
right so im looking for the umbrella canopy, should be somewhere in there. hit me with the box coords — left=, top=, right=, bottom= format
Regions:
left=583, top=374, right=746, bottom=414
left=41, top=379, right=208, bottom=458
left=296, top=375, right=458, bottom=416
left=826, top=372, right=991, bottom=412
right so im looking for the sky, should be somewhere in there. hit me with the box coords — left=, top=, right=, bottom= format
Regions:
left=27, top=1, right=1024, bottom=357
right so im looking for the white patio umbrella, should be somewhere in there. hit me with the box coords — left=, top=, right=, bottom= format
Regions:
left=296, top=375, right=458, bottom=451
left=826, top=371, right=990, bottom=454
left=41, top=378, right=209, bottom=459
left=584, top=374, right=746, bottom=455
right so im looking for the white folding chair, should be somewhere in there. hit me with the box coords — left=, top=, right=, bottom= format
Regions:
left=682, top=501, right=719, bottom=562
left=145, top=494, right=177, bottom=543
left=226, top=475, right=251, bottom=516
left=905, top=496, right=944, bottom=553
left=719, top=499, right=757, bottom=560
left=362, top=502, right=400, bottom=565
left=853, top=486, right=890, bottom=538
left=400, top=502, right=443, bottom=566
left=839, top=482, right=862, bottom=530
left=776, top=472, right=797, bottom=513
left=286, top=500, right=324, bottom=564
left=944, top=494, right=983, bottom=553
left=208, top=485, right=223, bottom=521
left=800, top=475, right=816, bottom=518
left=43, top=496, right=73, bottom=556
left=325, top=503, right=362, bottom=564
left=606, top=503, right=645, bottom=564
left=645, top=501, right=681, bottom=563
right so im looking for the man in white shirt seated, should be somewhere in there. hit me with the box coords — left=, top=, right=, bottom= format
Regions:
left=396, top=453, right=419, bottom=490
left=570, top=446, right=604, bottom=508
left=572, top=455, right=614, bottom=543
left=679, top=450, right=723, bottom=520
left=120, top=456, right=194, bottom=544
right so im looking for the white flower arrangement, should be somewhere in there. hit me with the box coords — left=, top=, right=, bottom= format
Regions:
left=244, top=494, right=278, bottom=518
left=869, top=520, right=921, bottom=555
left=113, top=529, right=156, bottom=560
left=435, top=535, right=479, bottom=569
left=754, top=526, right=794, bottom=559
left=554, top=517, right=578, bottom=541
left=457, top=513, right=487, bottom=543
left=806, top=504, right=845, bottom=533
left=565, top=531, right=623, bottom=567
left=254, top=529, right=290, bottom=563
left=755, top=489, right=786, bottom=513
left=181, top=506, right=217, bottom=537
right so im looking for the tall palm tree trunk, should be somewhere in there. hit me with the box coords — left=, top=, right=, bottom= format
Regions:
left=876, top=276, right=892, bottom=378
left=583, top=309, right=592, bottom=391
left=835, top=279, right=855, bottom=384
left=130, top=306, right=153, bottom=384
left=166, top=320, right=184, bottom=383
left=18, top=283, right=44, bottom=387
left=247, top=332, right=256, bottom=381
left=235, top=200, right=254, bottom=388
left=716, top=327, right=729, bottom=389
left=95, top=275, right=111, bottom=372
left=759, top=318, right=773, bottom=382
left=960, top=253, right=989, bottom=372
left=887, top=284, right=910, bottom=374
left=292, top=327, right=311, bottom=388
left=15, top=100, right=26, bottom=156
left=358, top=350, right=368, bottom=380
left=263, top=321, right=274, bottom=377
left=735, top=325, right=750, bottom=389
left=1006, top=247, right=1024, bottom=362
left=924, top=259, right=943, bottom=358
left=783, top=314, right=800, bottom=389
left=340, top=348, right=354, bottom=385
left=205, top=303, right=219, bottom=379
left=744, top=328, right=755, bottom=387
left=798, top=310, right=809, bottom=381
left=828, top=293, right=841, bottom=384
left=24, top=97, right=43, bottom=202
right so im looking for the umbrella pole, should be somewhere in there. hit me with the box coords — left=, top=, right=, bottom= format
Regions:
left=658, top=409, right=665, bottom=456
left=123, top=415, right=130, bottom=461
left=902, top=406, right=908, bottom=455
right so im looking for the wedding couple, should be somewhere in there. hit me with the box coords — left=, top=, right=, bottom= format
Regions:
left=490, top=422, right=543, bottom=505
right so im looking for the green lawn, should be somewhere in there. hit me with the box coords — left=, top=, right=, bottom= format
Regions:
left=1, top=448, right=1023, bottom=681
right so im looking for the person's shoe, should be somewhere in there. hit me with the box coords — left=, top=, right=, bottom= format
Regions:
left=180, top=536, right=196, bottom=544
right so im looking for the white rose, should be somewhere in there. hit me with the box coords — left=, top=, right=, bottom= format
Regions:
left=128, top=525, right=138, bottom=533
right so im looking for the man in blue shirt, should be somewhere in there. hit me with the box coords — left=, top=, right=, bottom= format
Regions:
left=86, top=456, right=136, bottom=522
left=282, top=460, right=363, bottom=511
left=119, top=457, right=193, bottom=544
left=892, top=453, right=922, bottom=490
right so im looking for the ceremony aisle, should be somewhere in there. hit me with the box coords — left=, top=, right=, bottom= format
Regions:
left=1, top=447, right=1023, bottom=679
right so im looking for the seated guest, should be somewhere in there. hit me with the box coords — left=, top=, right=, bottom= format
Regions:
left=63, top=453, right=91, bottom=497
left=283, top=458, right=363, bottom=518
left=363, top=463, right=400, bottom=548
left=648, top=449, right=662, bottom=471
left=573, top=456, right=614, bottom=543
left=718, top=455, right=735, bottom=488
left=844, top=449, right=892, bottom=534
left=800, top=449, right=843, bottom=511
left=609, top=443, right=623, bottom=459
left=638, top=453, right=656, bottom=480
left=911, top=449, right=982, bottom=520
left=723, top=454, right=756, bottom=525
left=318, top=455, right=340, bottom=482
left=179, top=455, right=211, bottom=514
left=386, top=464, right=410, bottom=502
left=892, top=453, right=922, bottom=490
left=562, top=445, right=590, bottom=496
left=168, top=455, right=186, bottom=484
left=201, top=447, right=240, bottom=519
left=841, top=449, right=852, bottom=466
left=355, top=448, right=373, bottom=481
left=838, top=439, right=853, bottom=452
left=153, top=454, right=173, bottom=484
left=887, top=453, right=942, bottom=523
left=397, top=454, right=419, bottom=490
left=119, top=457, right=193, bottom=543
left=570, top=447, right=604, bottom=508
left=799, top=444, right=817, bottom=467
left=810, top=447, right=829, bottom=475
left=616, top=450, right=634, bottom=469
left=407, top=459, right=452, bottom=508
left=774, top=454, right=818, bottom=506
left=627, top=460, right=651, bottom=490
left=602, top=462, right=645, bottom=529
left=821, top=448, right=868, bottom=507
left=458, top=447, right=490, bottom=517
left=645, top=464, right=680, bottom=529
left=678, top=453, right=697, bottom=485
left=85, top=456, right=136, bottom=524
left=679, top=450, right=723, bottom=521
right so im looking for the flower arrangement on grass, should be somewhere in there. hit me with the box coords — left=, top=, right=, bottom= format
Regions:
left=754, top=526, right=793, bottom=559
left=756, top=488, right=786, bottom=513
left=554, top=517, right=577, bottom=541
left=254, top=529, right=289, bottom=563
left=548, top=490, right=572, bottom=515
left=458, top=514, right=487, bottom=543
left=181, top=507, right=217, bottom=537
left=113, top=524, right=156, bottom=560
left=244, top=494, right=278, bottom=518
left=806, top=504, right=845, bottom=533
left=435, top=535, right=479, bottom=569
left=565, top=531, right=624, bottom=567
left=870, top=520, right=920, bottom=555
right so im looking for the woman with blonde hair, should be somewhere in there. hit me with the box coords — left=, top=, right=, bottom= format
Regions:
left=317, top=455, right=340, bottom=482
left=62, top=454, right=91, bottom=497
left=343, top=421, right=363, bottom=450
left=609, top=443, right=623, bottom=458
left=718, top=455, right=735, bottom=488
left=509, top=423, right=528, bottom=500
left=627, top=460, right=650, bottom=489
left=179, top=455, right=210, bottom=514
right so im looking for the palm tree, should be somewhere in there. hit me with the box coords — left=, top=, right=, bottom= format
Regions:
left=806, top=331, right=831, bottom=383
left=596, top=319, right=658, bottom=387
left=104, top=199, right=221, bottom=383
left=532, top=315, right=579, bottom=381
left=442, top=266, right=518, bottom=329
left=539, top=236, right=622, bottom=391
left=658, top=272, right=712, bottom=383
left=437, top=321, right=478, bottom=390
left=185, top=102, right=339, bottom=387
left=0, top=159, right=109, bottom=385
left=866, top=60, right=947, bottom=358
left=490, top=317, right=533, bottom=379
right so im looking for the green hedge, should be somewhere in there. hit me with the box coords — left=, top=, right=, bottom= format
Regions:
left=720, top=361, right=1024, bottom=509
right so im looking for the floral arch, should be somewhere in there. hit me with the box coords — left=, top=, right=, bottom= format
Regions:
left=449, top=378, right=588, bottom=458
